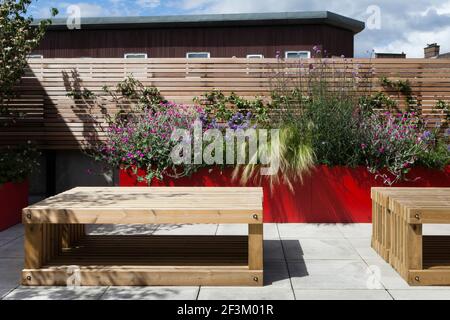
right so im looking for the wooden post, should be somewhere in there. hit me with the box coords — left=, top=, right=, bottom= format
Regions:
left=407, top=223, right=423, bottom=270
left=24, top=224, right=43, bottom=269
left=248, top=224, right=263, bottom=270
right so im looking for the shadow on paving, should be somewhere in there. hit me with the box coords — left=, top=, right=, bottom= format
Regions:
left=264, top=239, right=307, bottom=286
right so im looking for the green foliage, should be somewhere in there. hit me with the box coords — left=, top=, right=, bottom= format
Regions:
left=101, top=76, right=166, bottom=114
left=233, top=122, right=316, bottom=191
left=307, top=91, right=363, bottom=166
left=417, top=138, right=450, bottom=170
left=66, top=88, right=95, bottom=100
left=93, top=102, right=202, bottom=184
left=434, top=100, right=450, bottom=122
left=194, top=90, right=232, bottom=122
left=359, top=92, right=398, bottom=113
left=194, top=90, right=269, bottom=125
left=359, top=112, right=434, bottom=185
left=0, top=143, right=40, bottom=185
left=380, top=77, right=419, bottom=112
left=0, top=0, right=58, bottom=115
left=88, top=77, right=203, bottom=184
left=0, top=1, right=54, bottom=183
left=270, top=60, right=363, bottom=167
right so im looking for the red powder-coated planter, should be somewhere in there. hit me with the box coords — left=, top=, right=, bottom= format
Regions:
left=119, top=166, right=450, bottom=223
left=0, top=181, right=29, bottom=231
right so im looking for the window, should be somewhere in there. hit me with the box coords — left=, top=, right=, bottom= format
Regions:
left=124, top=53, right=148, bottom=59
left=285, top=51, right=311, bottom=59
left=186, top=52, right=210, bottom=59
left=27, top=54, right=43, bottom=59
left=246, top=54, right=264, bottom=59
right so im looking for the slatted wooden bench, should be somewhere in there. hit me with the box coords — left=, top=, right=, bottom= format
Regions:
left=371, top=188, right=450, bottom=286
left=22, top=187, right=264, bottom=286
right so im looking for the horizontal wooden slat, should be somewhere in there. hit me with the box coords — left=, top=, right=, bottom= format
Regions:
left=22, top=268, right=263, bottom=286
left=2, top=58, right=449, bottom=149
left=22, top=187, right=264, bottom=224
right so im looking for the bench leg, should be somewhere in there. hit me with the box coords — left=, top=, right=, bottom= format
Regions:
left=248, top=224, right=263, bottom=271
left=407, top=223, right=423, bottom=285
left=24, top=224, right=43, bottom=269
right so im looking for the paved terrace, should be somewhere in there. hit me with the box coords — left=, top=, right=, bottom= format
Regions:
left=1, top=223, right=450, bottom=300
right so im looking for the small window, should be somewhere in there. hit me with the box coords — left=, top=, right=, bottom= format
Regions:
left=124, top=53, right=148, bottom=59
left=285, top=51, right=311, bottom=59
left=246, top=54, right=264, bottom=59
left=186, top=52, right=210, bottom=59
left=27, top=54, right=43, bottom=59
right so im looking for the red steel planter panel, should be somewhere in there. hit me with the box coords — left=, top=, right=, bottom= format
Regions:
left=119, top=166, right=450, bottom=223
left=0, top=181, right=29, bottom=231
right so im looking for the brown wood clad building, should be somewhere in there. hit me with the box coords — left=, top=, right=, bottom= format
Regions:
left=32, top=11, right=365, bottom=58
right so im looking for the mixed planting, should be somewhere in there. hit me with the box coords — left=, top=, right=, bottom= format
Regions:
left=88, top=55, right=449, bottom=187
left=0, top=0, right=57, bottom=185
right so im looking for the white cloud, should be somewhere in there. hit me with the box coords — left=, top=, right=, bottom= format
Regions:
left=431, top=1, right=450, bottom=14
left=136, top=0, right=161, bottom=8
left=70, top=3, right=107, bottom=17
left=373, top=27, right=450, bottom=58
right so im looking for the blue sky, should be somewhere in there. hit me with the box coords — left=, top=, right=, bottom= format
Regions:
left=29, top=0, right=450, bottom=58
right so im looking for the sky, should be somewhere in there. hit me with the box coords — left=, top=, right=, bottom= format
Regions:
left=28, top=0, right=450, bottom=58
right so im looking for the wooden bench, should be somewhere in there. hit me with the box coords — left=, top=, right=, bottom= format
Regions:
left=371, top=188, right=450, bottom=286
left=22, top=187, right=264, bottom=286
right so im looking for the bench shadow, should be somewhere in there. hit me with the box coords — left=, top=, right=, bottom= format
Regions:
left=264, top=239, right=308, bottom=286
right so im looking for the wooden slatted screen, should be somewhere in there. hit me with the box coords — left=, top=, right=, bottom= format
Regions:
left=1, top=58, right=449, bottom=149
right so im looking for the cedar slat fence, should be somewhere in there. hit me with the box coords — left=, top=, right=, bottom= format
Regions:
left=1, top=58, right=449, bottom=149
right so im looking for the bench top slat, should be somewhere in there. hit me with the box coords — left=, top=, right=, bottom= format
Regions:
left=25, top=187, right=264, bottom=211
left=23, top=187, right=264, bottom=224
left=371, top=187, right=450, bottom=223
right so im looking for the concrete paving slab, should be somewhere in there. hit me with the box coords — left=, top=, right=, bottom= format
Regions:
left=423, top=224, right=450, bottom=236
left=294, top=289, right=393, bottom=300
left=153, top=224, right=218, bottom=235
left=0, top=286, right=16, bottom=299
left=0, top=258, right=23, bottom=287
left=263, top=224, right=280, bottom=239
left=198, top=287, right=295, bottom=300
left=0, top=237, right=24, bottom=258
left=337, top=224, right=372, bottom=239
left=0, top=224, right=24, bottom=240
left=264, top=261, right=291, bottom=288
left=87, top=224, right=159, bottom=235
left=216, top=224, right=247, bottom=235
left=278, top=224, right=343, bottom=239
left=282, top=239, right=360, bottom=260
left=389, top=289, right=450, bottom=300
left=347, top=238, right=380, bottom=260
left=0, top=238, right=13, bottom=247
left=0, top=222, right=448, bottom=300
left=264, top=240, right=285, bottom=261
left=363, top=258, right=450, bottom=290
left=288, top=260, right=376, bottom=290
left=215, top=224, right=279, bottom=239
left=3, top=286, right=107, bottom=300
left=102, top=287, right=199, bottom=300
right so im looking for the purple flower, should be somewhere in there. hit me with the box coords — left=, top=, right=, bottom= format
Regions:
left=421, top=130, right=432, bottom=140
